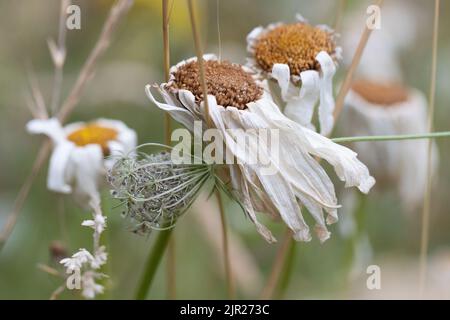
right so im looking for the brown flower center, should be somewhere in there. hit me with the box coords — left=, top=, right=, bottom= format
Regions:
left=168, top=60, right=263, bottom=109
left=253, top=23, right=336, bottom=75
left=352, top=80, right=409, bottom=106
left=67, top=124, right=118, bottom=155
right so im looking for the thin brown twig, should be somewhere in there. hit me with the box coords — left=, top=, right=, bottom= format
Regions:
left=37, top=263, right=63, bottom=278
left=49, top=284, right=66, bottom=300
left=260, top=229, right=292, bottom=299
left=187, top=0, right=234, bottom=298
left=187, top=0, right=211, bottom=127
left=162, top=0, right=176, bottom=299
left=57, top=0, right=134, bottom=123
left=217, top=190, right=235, bottom=299
left=27, top=64, right=49, bottom=119
left=49, top=0, right=70, bottom=114
left=0, top=0, right=134, bottom=251
left=419, top=0, right=440, bottom=297
left=0, top=141, right=52, bottom=250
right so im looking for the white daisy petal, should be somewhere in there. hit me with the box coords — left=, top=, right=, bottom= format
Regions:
left=303, top=128, right=376, bottom=193
left=316, top=51, right=336, bottom=136
left=26, top=118, right=66, bottom=144
left=271, top=63, right=291, bottom=101
left=284, top=70, right=320, bottom=130
left=70, top=144, right=104, bottom=201
left=47, top=142, right=75, bottom=194
left=145, top=84, right=197, bottom=131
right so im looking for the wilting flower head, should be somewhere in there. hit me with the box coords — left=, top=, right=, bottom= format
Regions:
left=27, top=118, right=137, bottom=202
left=246, top=14, right=342, bottom=135
left=145, top=54, right=374, bottom=243
left=342, top=79, right=438, bottom=211
left=109, top=150, right=213, bottom=234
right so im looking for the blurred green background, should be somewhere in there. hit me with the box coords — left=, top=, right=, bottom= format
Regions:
left=1, top=0, right=450, bottom=299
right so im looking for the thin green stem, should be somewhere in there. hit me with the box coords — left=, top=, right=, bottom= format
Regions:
left=274, top=240, right=296, bottom=299
left=135, top=228, right=173, bottom=300
left=420, top=0, right=440, bottom=297
left=332, top=131, right=450, bottom=143
left=216, top=189, right=235, bottom=299
left=187, top=0, right=211, bottom=127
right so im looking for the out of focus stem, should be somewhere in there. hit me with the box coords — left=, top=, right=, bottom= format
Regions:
left=135, top=228, right=173, bottom=300
left=332, top=131, right=450, bottom=143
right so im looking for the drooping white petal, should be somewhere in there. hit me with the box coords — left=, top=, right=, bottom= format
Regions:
left=145, top=84, right=197, bottom=131
left=26, top=118, right=66, bottom=144
left=256, top=167, right=311, bottom=242
left=248, top=97, right=374, bottom=194
left=246, top=26, right=265, bottom=53
left=237, top=166, right=277, bottom=243
left=302, top=128, right=376, bottom=193
left=47, top=142, right=75, bottom=194
left=284, top=70, right=320, bottom=130
left=271, top=64, right=291, bottom=101
left=214, top=105, right=312, bottom=241
left=316, top=51, right=336, bottom=136
left=70, top=144, right=104, bottom=201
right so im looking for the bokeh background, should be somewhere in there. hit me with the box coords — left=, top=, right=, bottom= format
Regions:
left=1, top=0, right=449, bottom=299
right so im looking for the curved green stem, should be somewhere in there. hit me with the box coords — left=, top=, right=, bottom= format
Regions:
left=135, top=228, right=173, bottom=300
left=274, top=240, right=296, bottom=299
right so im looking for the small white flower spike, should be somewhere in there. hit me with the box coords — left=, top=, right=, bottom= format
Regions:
left=59, top=200, right=108, bottom=299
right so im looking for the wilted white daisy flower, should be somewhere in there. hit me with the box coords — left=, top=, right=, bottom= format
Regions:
left=342, top=79, right=438, bottom=211
left=246, top=14, right=342, bottom=135
left=145, top=54, right=374, bottom=243
left=26, top=117, right=137, bottom=202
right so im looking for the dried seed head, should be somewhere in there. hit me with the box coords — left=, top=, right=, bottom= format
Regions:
left=67, top=124, right=118, bottom=155
left=253, top=23, right=336, bottom=75
left=352, top=79, right=409, bottom=106
left=167, top=59, right=263, bottom=109
left=108, top=151, right=212, bottom=234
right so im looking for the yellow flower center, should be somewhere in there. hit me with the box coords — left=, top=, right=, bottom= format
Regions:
left=352, top=80, right=409, bottom=106
left=67, top=124, right=118, bottom=155
left=253, top=23, right=336, bottom=75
